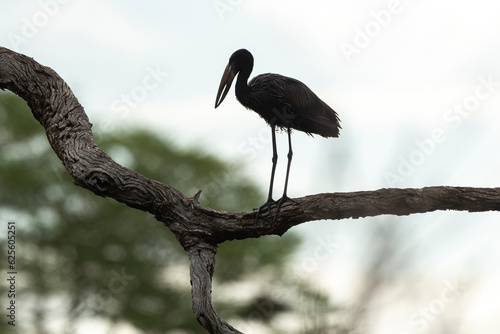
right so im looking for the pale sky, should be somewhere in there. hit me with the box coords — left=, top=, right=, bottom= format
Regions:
left=2, top=1, right=500, bottom=333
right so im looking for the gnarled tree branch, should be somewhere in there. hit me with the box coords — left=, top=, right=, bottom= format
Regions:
left=1, top=46, right=499, bottom=333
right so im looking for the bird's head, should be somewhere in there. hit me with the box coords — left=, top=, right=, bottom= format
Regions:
left=215, top=49, right=254, bottom=108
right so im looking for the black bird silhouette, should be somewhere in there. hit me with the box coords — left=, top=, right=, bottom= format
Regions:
left=215, top=49, right=341, bottom=221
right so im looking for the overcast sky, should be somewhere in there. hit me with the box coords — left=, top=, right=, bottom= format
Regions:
left=2, top=1, right=500, bottom=333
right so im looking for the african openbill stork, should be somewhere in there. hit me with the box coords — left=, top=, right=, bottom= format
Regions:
left=215, top=49, right=341, bottom=221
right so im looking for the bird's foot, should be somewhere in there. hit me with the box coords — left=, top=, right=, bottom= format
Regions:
left=254, top=196, right=298, bottom=223
left=272, top=195, right=298, bottom=222
left=254, top=199, right=276, bottom=224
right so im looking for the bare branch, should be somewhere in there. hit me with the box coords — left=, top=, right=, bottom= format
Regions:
left=188, top=242, right=243, bottom=334
left=1, top=46, right=499, bottom=333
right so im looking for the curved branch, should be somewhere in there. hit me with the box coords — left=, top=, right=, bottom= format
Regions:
left=2, top=46, right=500, bottom=242
left=2, top=46, right=500, bottom=333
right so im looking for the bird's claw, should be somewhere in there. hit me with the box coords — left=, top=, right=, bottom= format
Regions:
left=254, top=199, right=276, bottom=224
left=273, top=196, right=298, bottom=222
left=254, top=196, right=298, bottom=224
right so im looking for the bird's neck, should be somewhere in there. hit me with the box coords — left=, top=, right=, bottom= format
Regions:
left=235, top=68, right=251, bottom=100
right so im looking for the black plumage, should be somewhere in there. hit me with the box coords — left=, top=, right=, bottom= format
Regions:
left=215, top=49, right=341, bottom=221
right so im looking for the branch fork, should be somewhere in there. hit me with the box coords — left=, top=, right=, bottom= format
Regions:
left=2, top=47, right=500, bottom=333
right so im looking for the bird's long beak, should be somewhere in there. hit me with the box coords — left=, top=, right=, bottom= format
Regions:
left=215, top=63, right=236, bottom=108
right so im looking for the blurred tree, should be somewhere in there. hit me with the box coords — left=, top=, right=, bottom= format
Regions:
left=0, top=92, right=334, bottom=334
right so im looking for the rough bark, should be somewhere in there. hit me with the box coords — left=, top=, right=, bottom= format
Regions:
left=1, top=46, right=499, bottom=333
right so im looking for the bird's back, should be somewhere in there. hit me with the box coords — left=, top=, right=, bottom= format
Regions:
left=241, top=74, right=341, bottom=138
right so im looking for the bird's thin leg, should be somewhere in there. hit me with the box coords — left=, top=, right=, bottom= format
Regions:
left=274, top=128, right=298, bottom=222
left=255, top=125, right=277, bottom=222
left=282, top=127, right=293, bottom=198
left=267, top=124, right=278, bottom=203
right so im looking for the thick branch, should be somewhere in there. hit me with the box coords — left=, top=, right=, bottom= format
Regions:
left=191, top=186, right=500, bottom=244
left=2, top=46, right=500, bottom=333
left=188, top=243, right=242, bottom=334
left=2, top=46, right=500, bottom=243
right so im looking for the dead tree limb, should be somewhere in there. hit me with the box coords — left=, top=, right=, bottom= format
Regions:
left=1, top=46, right=499, bottom=333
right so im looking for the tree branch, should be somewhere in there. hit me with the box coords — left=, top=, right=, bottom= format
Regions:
left=1, top=46, right=499, bottom=333
left=188, top=242, right=243, bottom=334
